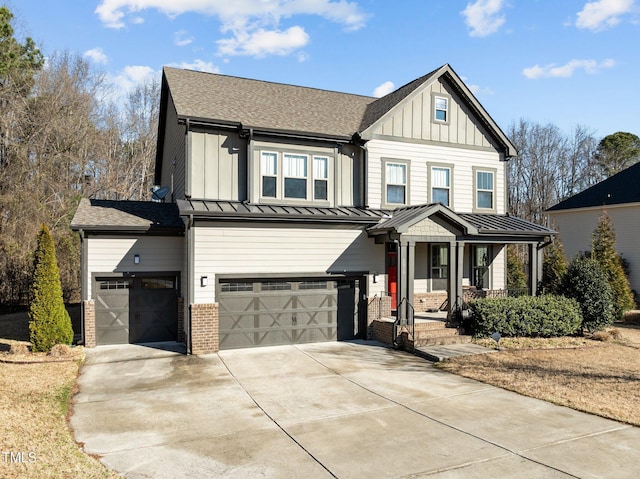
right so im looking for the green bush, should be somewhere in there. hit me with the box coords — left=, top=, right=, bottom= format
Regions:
left=561, top=257, right=614, bottom=332
left=467, top=295, right=582, bottom=338
left=28, top=225, right=73, bottom=352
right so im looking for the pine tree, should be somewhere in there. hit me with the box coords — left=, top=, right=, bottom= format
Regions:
left=506, top=245, right=528, bottom=294
left=591, top=212, right=635, bottom=320
left=28, top=225, right=73, bottom=352
left=541, top=235, right=568, bottom=295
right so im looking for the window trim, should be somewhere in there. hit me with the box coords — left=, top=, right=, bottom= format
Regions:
left=431, top=92, right=451, bottom=125
left=472, top=166, right=497, bottom=213
left=381, top=158, right=410, bottom=208
left=430, top=243, right=449, bottom=292
left=472, top=244, right=492, bottom=289
left=428, top=163, right=454, bottom=208
left=283, top=152, right=308, bottom=200
left=313, top=155, right=329, bottom=201
left=257, top=149, right=333, bottom=206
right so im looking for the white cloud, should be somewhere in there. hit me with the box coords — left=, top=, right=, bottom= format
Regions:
left=575, top=0, right=634, bottom=31
left=217, top=26, right=309, bottom=57
left=522, top=58, right=616, bottom=79
left=174, top=30, right=194, bottom=47
left=110, top=65, right=159, bottom=95
left=83, top=47, right=108, bottom=64
left=95, top=0, right=367, bottom=57
left=373, top=81, right=395, bottom=98
left=461, top=0, right=506, bottom=37
left=168, top=59, right=220, bottom=73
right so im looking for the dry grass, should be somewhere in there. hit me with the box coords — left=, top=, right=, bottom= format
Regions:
left=0, top=312, right=118, bottom=479
left=439, top=325, right=640, bottom=426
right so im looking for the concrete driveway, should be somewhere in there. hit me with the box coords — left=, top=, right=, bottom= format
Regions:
left=71, top=341, right=640, bottom=478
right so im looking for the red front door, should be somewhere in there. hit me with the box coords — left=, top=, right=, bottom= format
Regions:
left=386, top=244, right=398, bottom=310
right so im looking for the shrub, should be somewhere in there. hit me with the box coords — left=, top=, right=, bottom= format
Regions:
left=561, top=257, right=614, bottom=332
left=467, top=295, right=582, bottom=338
left=28, top=225, right=74, bottom=352
left=541, top=236, right=567, bottom=295
left=506, top=245, right=528, bottom=292
left=591, top=212, right=635, bottom=320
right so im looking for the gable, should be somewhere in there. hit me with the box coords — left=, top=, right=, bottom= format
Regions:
left=360, top=65, right=516, bottom=157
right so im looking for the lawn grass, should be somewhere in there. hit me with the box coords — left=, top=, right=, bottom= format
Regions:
left=0, top=313, right=119, bottom=479
left=438, top=324, right=640, bottom=427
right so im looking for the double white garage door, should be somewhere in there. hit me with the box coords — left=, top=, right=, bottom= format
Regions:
left=217, top=278, right=363, bottom=350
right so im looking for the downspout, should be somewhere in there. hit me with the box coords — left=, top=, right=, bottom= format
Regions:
left=185, top=118, right=191, bottom=198
left=186, top=214, right=194, bottom=354
left=362, top=142, right=368, bottom=208
left=79, top=229, right=86, bottom=345
left=245, top=128, right=254, bottom=202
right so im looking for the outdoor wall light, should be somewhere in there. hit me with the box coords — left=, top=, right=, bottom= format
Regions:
left=200, top=276, right=208, bottom=287
left=134, top=254, right=140, bottom=264
left=373, top=272, right=379, bottom=283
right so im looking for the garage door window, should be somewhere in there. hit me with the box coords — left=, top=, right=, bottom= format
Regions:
left=141, top=278, right=175, bottom=289
left=220, top=282, right=254, bottom=292
left=299, top=281, right=328, bottom=290
left=99, top=279, right=132, bottom=290
left=261, top=281, right=292, bottom=291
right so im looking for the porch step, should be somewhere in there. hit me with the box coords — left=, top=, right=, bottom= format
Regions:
left=414, top=343, right=495, bottom=362
left=412, top=320, right=471, bottom=347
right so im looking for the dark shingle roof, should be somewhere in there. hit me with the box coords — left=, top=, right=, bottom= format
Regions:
left=164, top=67, right=375, bottom=139
left=548, top=162, right=640, bottom=211
left=71, top=199, right=183, bottom=233
left=177, top=199, right=388, bottom=224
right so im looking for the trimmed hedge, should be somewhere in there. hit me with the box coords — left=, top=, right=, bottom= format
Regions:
left=467, top=295, right=582, bottom=338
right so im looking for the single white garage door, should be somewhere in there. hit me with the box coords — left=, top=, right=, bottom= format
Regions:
left=217, top=278, right=363, bottom=350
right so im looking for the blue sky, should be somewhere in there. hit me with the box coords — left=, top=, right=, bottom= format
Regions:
left=12, top=0, right=640, bottom=138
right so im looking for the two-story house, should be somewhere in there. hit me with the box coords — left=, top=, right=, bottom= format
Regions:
left=71, top=64, right=554, bottom=353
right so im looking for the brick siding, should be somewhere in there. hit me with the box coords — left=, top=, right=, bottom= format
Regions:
left=190, top=303, right=219, bottom=354
left=414, top=292, right=449, bottom=312
left=83, top=300, right=96, bottom=348
left=177, top=297, right=185, bottom=343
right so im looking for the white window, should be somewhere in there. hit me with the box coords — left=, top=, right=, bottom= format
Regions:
left=313, top=156, right=328, bottom=200
left=283, top=153, right=308, bottom=199
left=431, top=167, right=450, bottom=206
left=434, top=96, right=448, bottom=122
left=476, top=170, right=494, bottom=209
left=261, top=152, right=277, bottom=198
left=385, top=163, right=407, bottom=205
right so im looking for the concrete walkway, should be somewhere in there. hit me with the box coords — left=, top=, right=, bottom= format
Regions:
left=72, top=341, right=640, bottom=478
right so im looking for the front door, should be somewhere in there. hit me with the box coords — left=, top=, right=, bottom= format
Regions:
left=386, top=243, right=398, bottom=310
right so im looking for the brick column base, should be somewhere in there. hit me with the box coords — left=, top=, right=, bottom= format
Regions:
left=367, top=296, right=392, bottom=339
left=190, top=303, right=219, bottom=354
left=83, top=300, right=96, bottom=348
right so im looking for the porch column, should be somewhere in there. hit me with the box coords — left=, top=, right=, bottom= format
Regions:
left=448, top=241, right=457, bottom=316
left=529, top=243, right=540, bottom=296
left=399, top=240, right=415, bottom=325
left=456, top=242, right=464, bottom=312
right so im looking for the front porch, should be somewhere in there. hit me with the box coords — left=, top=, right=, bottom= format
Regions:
left=367, top=203, right=555, bottom=349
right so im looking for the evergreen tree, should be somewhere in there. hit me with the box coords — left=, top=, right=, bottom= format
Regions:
left=28, top=224, right=73, bottom=352
left=591, top=212, right=635, bottom=320
left=506, top=245, right=528, bottom=294
left=541, top=235, right=568, bottom=295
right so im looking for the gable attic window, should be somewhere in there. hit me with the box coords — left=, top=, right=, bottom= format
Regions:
left=434, top=96, right=448, bottom=122
left=283, top=153, right=308, bottom=199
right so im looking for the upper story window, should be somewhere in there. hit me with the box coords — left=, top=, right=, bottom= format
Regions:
left=283, top=153, right=307, bottom=199
left=434, top=96, right=448, bottom=122
left=431, top=166, right=451, bottom=206
left=261, top=152, right=278, bottom=198
left=476, top=170, right=494, bottom=210
left=313, top=156, right=328, bottom=200
left=385, top=161, right=408, bottom=206
left=259, top=150, right=332, bottom=204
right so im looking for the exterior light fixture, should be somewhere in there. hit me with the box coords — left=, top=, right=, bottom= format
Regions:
left=134, top=254, right=140, bottom=264
left=201, top=276, right=208, bottom=287
left=373, top=272, right=379, bottom=283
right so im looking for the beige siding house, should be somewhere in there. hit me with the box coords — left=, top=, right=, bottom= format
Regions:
left=72, top=64, right=553, bottom=353
left=548, top=161, right=640, bottom=295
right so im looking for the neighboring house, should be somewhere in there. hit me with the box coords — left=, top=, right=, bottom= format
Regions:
left=71, top=64, right=554, bottom=353
left=548, top=161, right=640, bottom=295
